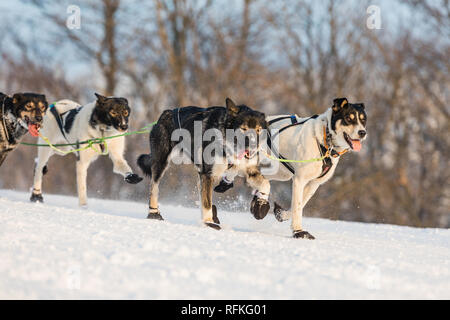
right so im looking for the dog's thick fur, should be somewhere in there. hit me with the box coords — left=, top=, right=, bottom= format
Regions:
left=0, top=92, right=48, bottom=167
left=30, top=93, right=142, bottom=206
left=262, top=98, right=367, bottom=239
left=137, top=98, right=270, bottom=229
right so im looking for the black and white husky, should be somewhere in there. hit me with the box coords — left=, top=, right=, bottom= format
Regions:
left=30, top=93, right=142, bottom=206
left=220, top=97, right=367, bottom=239
left=266, top=98, right=367, bottom=239
left=137, top=98, right=270, bottom=230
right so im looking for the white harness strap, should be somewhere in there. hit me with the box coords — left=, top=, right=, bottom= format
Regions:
left=1, top=96, right=10, bottom=142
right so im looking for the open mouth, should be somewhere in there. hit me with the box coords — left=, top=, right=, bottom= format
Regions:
left=344, top=132, right=362, bottom=152
left=28, top=123, right=41, bottom=137
left=238, top=149, right=256, bottom=160
left=22, top=116, right=41, bottom=137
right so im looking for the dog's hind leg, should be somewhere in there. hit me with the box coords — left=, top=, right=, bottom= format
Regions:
left=199, top=173, right=220, bottom=230
left=245, top=166, right=271, bottom=220
left=145, top=146, right=172, bottom=221
left=76, top=150, right=97, bottom=207
left=30, top=144, right=54, bottom=203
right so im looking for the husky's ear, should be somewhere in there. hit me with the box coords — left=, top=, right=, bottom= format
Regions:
left=95, top=93, right=108, bottom=104
left=226, top=97, right=239, bottom=116
left=332, top=97, right=348, bottom=112
left=12, top=93, right=23, bottom=105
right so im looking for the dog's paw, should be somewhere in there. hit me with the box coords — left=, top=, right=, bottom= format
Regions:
left=125, top=173, right=143, bottom=184
left=204, top=222, right=221, bottom=230
left=147, top=207, right=164, bottom=220
left=147, top=213, right=164, bottom=220
left=30, top=192, right=44, bottom=203
left=293, top=230, right=315, bottom=240
left=250, top=195, right=270, bottom=220
left=214, top=179, right=234, bottom=193
left=274, top=202, right=290, bottom=222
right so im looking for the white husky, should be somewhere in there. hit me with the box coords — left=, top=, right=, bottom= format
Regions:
left=30, top=93, right=142, bottom=206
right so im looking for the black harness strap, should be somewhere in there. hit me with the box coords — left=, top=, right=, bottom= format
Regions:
left=268, top=115, right=298, bottom=125
left=316, top=126, right=342, bottom=179
left=49, top=104, right=81, bottom=159
left=317, top=143, right=333, bottom=178
left=49, top=104, right=69, bottom=142
left=270, top=114, right=318, bottom=141
left=266, top=131, right=295, bottom=174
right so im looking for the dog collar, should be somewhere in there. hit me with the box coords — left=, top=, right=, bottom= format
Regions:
left=322, top=126, right=348, bottom=158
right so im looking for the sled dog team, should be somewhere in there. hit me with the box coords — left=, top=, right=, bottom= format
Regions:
left=0, top=91, right=367, bottom=239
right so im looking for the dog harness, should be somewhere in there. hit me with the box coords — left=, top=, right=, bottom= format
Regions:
left=267, top=115, right=318, bottom=175
left=316, top=126, right=348, bottom=178
left=267, top=115, right=347, bottom=178
left=49, top=103, right=86, bottom=159
left=1, top=96, right=10, bottom=143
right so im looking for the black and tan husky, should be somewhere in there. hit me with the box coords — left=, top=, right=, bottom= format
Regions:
left=0, top=92, right=48, bottom=167
left=137, top=98, right=270, bottom=230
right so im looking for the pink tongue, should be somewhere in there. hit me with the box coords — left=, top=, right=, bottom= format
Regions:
left=351, top=139, right=362, bottom=152
left=237, top=150, right=248, bottom=159
left=28, top=124, right=40, bottom=137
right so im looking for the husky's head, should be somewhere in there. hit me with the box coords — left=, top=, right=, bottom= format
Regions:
left=225, top=97, right=267, bottom=160
left=91, top=93, right=130, bottom=132
left=330, top=97, right=367, bottom=152
left=6, top=93, right=48, bottom=136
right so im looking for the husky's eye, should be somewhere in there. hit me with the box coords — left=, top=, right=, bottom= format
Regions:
left=345, top=113, right=355, bottom=122
left=240, top=126, right=248, bottom=132
left=25, top=104, right=34, bottom=110
left=123, top=110, right=129, bottom=117
left=109, top=110, right=118, bottom=117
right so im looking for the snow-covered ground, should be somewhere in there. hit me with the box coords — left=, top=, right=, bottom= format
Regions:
left=0, top=189, right=448, bottom=299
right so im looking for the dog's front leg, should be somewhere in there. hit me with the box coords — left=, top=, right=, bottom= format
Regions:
left=30, top=145, right=54, bottom=203
left=291, top=177, right=315, bottom=239
left=199, top=173, right=220, bottom=230
left=108, top=137, right=142, bottom=184
left=76, top=158, right=90, bottom=207
left=246, top=166, right=271, bottom=220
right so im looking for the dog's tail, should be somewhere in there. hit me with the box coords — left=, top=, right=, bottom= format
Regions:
left=137, top=154, right=152, bottom=177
